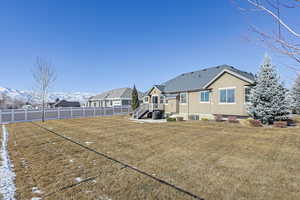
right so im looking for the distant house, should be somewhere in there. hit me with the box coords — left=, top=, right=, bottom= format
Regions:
left=134, top=65, right=255, bottom=119
left=49, top=100, right=81, bottom=108
left=87, top=88, right=144, bottom=107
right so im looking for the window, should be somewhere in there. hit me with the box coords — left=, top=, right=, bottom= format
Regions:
left=160, top=95, right=164, bottom=104
left=93, top=102, right=97, bottom=107
left=245, top=87, right=251, bottom=103
left=219, top=88, right=235, bottom=103
left=199, top=91, right=210, bottom=102
left=180, top=93, right=187, bottom=104
left=165, top=99, right=168, bottom=104
left=144, top=96, right=149, bottom=103
left=152, top=96, right=158, bottom=104
left=122, top=100, right=130, bottom=105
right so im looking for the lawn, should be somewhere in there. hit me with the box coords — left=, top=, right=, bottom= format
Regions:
left=6, top=116, right=300, bottom=200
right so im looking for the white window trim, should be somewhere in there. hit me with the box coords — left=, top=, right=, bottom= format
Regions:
left=180, top=92, right=188, bottom=105
left=218, top=87, right=236, bottom=104
left=151, top=95, right=159, bottom=104
left=244, top=86, right=251, bottom=104
left=144, top=96, right=149, bottom=103
left=199, top=91, right=211, bottom=103
left=165, top=99, right=169, bottom=105
left=160, top=95, right=165, bottom=104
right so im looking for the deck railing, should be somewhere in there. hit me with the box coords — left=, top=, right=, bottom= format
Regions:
left=149, top=103, right=164, bottom=111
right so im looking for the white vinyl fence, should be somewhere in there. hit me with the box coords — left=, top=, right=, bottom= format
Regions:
left=0, top=106, right=132, bottom=124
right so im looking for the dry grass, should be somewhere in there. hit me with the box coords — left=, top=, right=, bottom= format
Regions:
left=6, top=116, right=300, bottom=200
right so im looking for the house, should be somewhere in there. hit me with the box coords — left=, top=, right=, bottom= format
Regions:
left=87, top=87, right=144, bottom=108
left=48, top=100, right=81, bottom=108
left=135, top=65, right=255, bottom=119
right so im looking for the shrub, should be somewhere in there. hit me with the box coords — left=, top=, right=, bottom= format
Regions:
left=166, top=117, right=176, bottom=122
left=201, top=117, right=209, bottom=121
left=273, top=121, right=287, bottom=128
left=228, top=116, right=239, bottom=123
left=248, top=119, right=263, bottom=127
left=214, top=114, right=223, bottom=122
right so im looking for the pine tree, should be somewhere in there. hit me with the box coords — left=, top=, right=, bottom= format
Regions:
left=291, top=74, right=300, bottom=114
left=131, top=85, right=140, bottom=110
left=272, top=84, right=290, bottom=121
left=248, top=54, right=290, bottom=124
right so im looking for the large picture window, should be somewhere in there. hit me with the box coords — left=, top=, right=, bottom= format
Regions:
left=219, top=88, right=235, bottom=103
left=180, top=93, right=187, bottom=104
left=199, top=91, right=210, bottom=102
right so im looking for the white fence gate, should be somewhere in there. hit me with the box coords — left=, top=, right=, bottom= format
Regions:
left=0, top=106, right=132, bottom=124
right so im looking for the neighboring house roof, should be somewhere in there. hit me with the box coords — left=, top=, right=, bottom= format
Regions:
left=89, top=88, right=144, bottom=100
left=54, top=100, right=81, bottom=107
left=151, top=65, right=255, bottom=93
left=165, top=94, right=178, bottom=99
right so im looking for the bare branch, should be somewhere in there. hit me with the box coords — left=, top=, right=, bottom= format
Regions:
left=246, top=0, right=300, bottom=37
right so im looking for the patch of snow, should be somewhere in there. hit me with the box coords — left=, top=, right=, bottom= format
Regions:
left=0, top=85, right=95, bottom=104
left=98, top=195, right=112, bottom=200
left=32, top=187, right=43, bottom=194
left=75, top=177, right=82, bottom=182
left=0, top=125, right=16, bottom=200
left=85, top=141, right=94, bottom=145
left=31, top=198, right=42, bottom=200
left=129, top=118, right=166, bottom=123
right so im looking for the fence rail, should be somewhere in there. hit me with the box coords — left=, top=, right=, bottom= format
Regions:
left=0, top=106, right=132, bottom=124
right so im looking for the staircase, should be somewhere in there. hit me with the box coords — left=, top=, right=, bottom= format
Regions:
left=133, top=104, right=149, bottom=119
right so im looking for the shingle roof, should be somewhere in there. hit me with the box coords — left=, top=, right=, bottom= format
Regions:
left=156, top=65, right=254, bottom=93
left=90, top=88, right=144, bottom=100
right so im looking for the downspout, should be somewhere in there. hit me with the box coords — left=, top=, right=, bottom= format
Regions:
left=187, top=91, right=189, bottom=120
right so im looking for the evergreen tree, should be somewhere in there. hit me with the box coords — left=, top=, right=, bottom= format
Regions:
left=248, top=54, right=290, bottom=124
left=272, top=84, right=290, bottom=121
left=291, top=74, right=300, bottom=114
left=131, top=85, right=140, bottom=110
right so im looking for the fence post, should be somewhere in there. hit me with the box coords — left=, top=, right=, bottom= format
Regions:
left=113, top=106, right=115, bottom=116
left=93, top=107, right=96, bottom=117
left=58, top=108, right=60, bottom=120
left=12, top=109, right=15, bottom=122
left=83, top=107, right=85, bottom=118
left=0, top=110, right=2, bottom=124
left=25, top=109, right=28, bottom=121
left=70, top=107, right=73, bottom=118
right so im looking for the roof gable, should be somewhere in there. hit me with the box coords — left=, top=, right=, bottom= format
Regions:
left=203, top=69, right=255, bottom=89
left=90, top=88, right=144, bottom=100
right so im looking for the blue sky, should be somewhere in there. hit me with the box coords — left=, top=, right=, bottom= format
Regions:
left=0, top=0, right=298, bottom=93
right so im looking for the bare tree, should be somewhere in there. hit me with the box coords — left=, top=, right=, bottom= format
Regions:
left=232, top=0, right=300, bottom=67
left=32, top=57, right=56, bottom=122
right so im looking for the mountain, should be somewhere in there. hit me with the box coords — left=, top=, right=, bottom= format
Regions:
left=0, top=86, right=95, bottom=104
